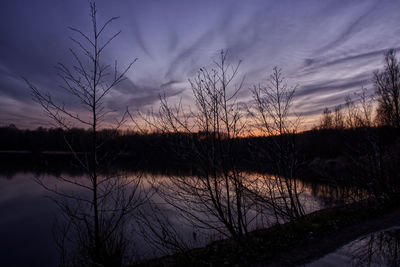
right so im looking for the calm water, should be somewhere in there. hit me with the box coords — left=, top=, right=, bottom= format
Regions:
left=307, top=226, right=400, bottom=267
left=0, top=168, right=361, bottom=267
left=0, top=173, right=59, bottom=266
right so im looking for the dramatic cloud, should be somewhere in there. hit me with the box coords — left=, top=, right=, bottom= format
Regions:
left=1, top=0, right=400, bottom=128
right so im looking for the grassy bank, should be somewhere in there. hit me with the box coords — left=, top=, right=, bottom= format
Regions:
left=131, top=199, right=400, bottom=266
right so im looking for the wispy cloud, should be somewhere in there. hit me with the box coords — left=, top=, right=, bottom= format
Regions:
left=1, top=0, right=400, bottom=128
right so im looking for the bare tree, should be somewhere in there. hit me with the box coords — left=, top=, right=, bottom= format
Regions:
left=355, top=87, right=374, bottom=128
left=319, top=107, right=334, bottom=130
left=335, top=87, right=399, bottom=201
left=344, top=95, right=360, bottom=129
left=337, top=87, right=374, bottom=129
left=24, top=3, right=142, bottom=266
left=374, top=49, right=400, bottom=128
left=249, top=67, right=305, bottom=222
left=140, top=51, right=255, bottom=246
left=333, top=105, right=345, bottom=129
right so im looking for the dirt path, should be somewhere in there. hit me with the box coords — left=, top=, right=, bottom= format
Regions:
left=259, top=206, right=400, bottom=267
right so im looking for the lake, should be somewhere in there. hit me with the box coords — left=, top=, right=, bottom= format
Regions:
left=0, top=160, right=365, bottom=266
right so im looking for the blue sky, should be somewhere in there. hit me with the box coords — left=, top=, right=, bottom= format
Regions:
left=1, top=0, right=399, bottom=129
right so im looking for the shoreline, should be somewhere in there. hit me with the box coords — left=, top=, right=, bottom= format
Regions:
left=264, top=200, right=400, bottom=266
left=131, top=199, right=400, bottom=266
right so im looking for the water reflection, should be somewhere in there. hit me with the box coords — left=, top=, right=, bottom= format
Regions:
left=308, top=226, right=400, bottom=267
left=350, top=227, right=400, bottom=266
left=0, top=172, right=59, bottom=267
left=0, top=167, right=369, bottom=266
left=305, top=181, right=368, bottom=207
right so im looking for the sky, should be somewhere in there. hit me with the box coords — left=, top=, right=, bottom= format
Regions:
left=1, top=0, right=400, bottom=129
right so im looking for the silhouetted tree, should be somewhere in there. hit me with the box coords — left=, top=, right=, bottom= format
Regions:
left=24, top=3, right=142, bottom=266
left=344, top=95, right=360, bottom=129
left=326, top=87, right=400, bottom=200
left=140, top=51, right=254, bottom=248
left=250, top=67, right=305, bottom=222
left=374, top=49, right=400, bottom=128
left=333, top=105, right=345, bottom=129
left=324, top=87, right=373, bottom=130
left=320, top=107, right=333, bottom=130
left=355, top=87, right=374, bottom=128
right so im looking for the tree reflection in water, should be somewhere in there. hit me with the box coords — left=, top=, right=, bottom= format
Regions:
left=309, top=227, right=400, bottom=267
left=350, top=227, right=400, bottom=267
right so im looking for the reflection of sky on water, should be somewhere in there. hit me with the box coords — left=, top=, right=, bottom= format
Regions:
left=0, top=171, right=371, bottom=265
left=307, top=226, right=400, bottom=267
left=0, top=173, right=58, bottom=267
